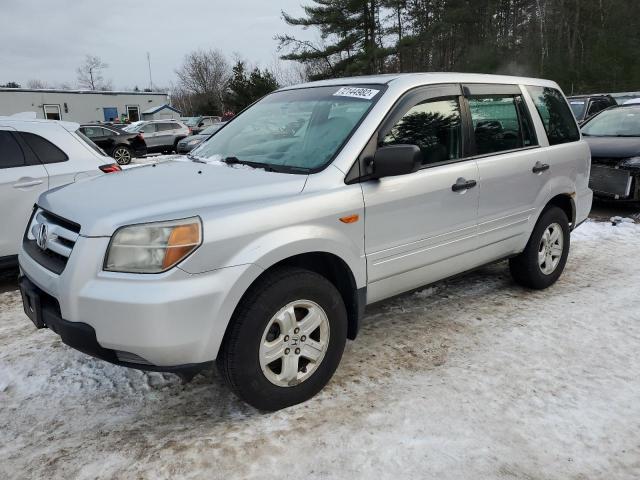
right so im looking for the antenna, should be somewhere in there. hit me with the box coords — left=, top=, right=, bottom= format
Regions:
left=147, top=52, right=153, bottom=91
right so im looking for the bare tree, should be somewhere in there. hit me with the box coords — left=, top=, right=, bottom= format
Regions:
left=175, top=49, right=230, bottom=113
left=26, top=79, right=48, bottom=89
left=76, top=55, right=110, bottom=90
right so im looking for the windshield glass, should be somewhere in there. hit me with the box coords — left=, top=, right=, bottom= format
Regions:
left=200, top=123, right=224, bottom=136
left=123, top=121, right=144, bottom=132
left=582, top=107, right=640, bottom=136
left=569, top=100, right=586, bottom=120
left=75, top=129, right=107, bottom=156
left=192, top=85, right=384, bottom=172
left=182, top=117, right=200, bottom=127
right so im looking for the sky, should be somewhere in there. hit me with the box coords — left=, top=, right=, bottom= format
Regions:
left=0, top=0, right=315, bottom=90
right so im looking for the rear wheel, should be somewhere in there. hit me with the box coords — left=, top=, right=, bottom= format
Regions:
left=112, top=146, right=132, bottom=165
left=509, top=206, right=570, bottom=289
left=217, top=267, right=347, bottom=411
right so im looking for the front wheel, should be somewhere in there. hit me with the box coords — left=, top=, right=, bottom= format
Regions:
left=217, top=267, right=347, bottom=411
left=509, top=206, right=570, bottom=289
left=112, top=146, right=132, bottom=165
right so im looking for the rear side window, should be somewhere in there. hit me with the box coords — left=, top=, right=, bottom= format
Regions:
left=468, top=95, right=536, bottom=155
left=19, top=132, right=69, bottom=164
left=526, top=86, right=580, bottom=145
left=0, top=131, right=25, bottom=169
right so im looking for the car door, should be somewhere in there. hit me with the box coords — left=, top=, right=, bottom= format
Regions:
left=140, top=123, right=159, bottom=150
left=466, top=84, right=546, bottom=256
left=360, top=84, right=481, bottom=302
left=154, top=122, right=174, bottom=150
left=0, top=128, right=49, bottom=258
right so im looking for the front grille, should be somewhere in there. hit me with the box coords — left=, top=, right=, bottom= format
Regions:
left=589, top=165, right=633, bottom=198
left=591, top=157, right=621, bottom=167
left=23, top=208, right=81, bottom=274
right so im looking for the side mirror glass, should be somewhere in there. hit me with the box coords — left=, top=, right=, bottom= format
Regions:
left=371, top=144, right=423, bottom=179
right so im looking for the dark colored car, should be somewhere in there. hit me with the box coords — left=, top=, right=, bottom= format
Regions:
left=78, top=124, right=147, bottom=165
left=176, top=123, right=226, bottom=153
left=568, top=94, right=617, bottom=123
left=582, top=104, right=640, bottom=200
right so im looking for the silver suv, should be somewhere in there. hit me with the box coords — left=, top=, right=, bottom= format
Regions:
left=123, top=120, right=189, bottom=153
left=18, top=74, right=592, bottom=410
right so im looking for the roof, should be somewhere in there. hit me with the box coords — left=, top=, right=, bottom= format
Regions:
left=279, top=72, right=559, bottom=91
left=0, top=114, right=79, bottom=132
left=142, top=104, right=181, bottom=115
left=0, top=87, right=168, bottom=96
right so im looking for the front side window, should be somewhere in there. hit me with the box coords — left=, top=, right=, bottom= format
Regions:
left=140, top=123, right=157, bottom=134
left=526, top=86, right=580, bottom=145
left=582, top=107, right=640, bottom=137
left=19, top=132, right=68, bottom=164
left=0, top=131, right=25, bottom=168
left=468, top=95, right=534, bottom=155
left=193, top=85, right=383, bottom=172
left=381, top=97, right=462, bottom=165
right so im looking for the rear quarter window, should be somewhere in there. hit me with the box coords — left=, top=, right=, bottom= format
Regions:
left=526, top=86, right=580, bottom=145
left=19, top=132, right=69, bottom=164
left=0, top=131, right=26, bottom=169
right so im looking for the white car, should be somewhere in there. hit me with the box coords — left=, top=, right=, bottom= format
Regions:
left=0, top=115, right=119, bottom=268
left=18, top=74, right=592, bottom=410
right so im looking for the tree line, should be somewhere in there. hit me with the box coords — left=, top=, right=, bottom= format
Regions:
left=278, top=0, right=640, bottom=94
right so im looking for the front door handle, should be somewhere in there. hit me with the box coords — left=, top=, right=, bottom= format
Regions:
left=451, top=178, right=477, bottom=192
left=13, top=178, right=44, bottom=189
left=532, top=162, right=550, bottom=174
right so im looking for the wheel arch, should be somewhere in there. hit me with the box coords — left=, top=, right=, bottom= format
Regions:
left=230, top=251, right=364, bottom=342
left=544, top=193, right=576, bottom=229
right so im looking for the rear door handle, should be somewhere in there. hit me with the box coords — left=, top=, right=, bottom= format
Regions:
left=532, top=162, right=550, bottom=174
left=13, top=178, right=44, bottom=189
left=451, top=178, right=477, bottom=192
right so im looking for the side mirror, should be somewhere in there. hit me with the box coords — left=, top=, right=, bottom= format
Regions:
left=371, top=144, right=423, bottom=179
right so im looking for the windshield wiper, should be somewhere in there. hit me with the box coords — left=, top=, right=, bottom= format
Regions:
left=222, top=156, right=311, bottom=174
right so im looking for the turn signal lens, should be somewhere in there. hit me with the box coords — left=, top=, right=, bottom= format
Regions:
left=339, top=214, right=360, bottom=224
left=162, top=223, right=201, bottom=269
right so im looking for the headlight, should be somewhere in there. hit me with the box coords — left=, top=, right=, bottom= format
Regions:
left=188, top=139, right=202, bottom=145
left=104, top=217, right=202, bottom=273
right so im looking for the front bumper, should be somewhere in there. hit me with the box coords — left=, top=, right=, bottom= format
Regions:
left=19, top=276, right=210, bottom=374
left=19, top=235, right=260, bottom=367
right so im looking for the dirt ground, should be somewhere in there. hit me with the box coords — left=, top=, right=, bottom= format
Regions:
left=1, top=220, right=639, bottom=479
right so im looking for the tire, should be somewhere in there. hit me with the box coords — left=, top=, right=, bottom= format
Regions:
left=217, top=267, right=348, bottom=411
left=509, top=206, right=570, bottom=289
left=112, top=146, right=132, bottom=165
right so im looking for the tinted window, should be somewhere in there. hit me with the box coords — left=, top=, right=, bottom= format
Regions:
left=76, top=130, right=108, bottom=156
left=0, top=131, right=26, bottom=168
left=468, top=95, right=534, bottom=155
left=20, top=132, right=69, bottom=164
left=381, top=97, right=462, bottom=165
left=81, top=126, right=103, bottom=138
left=526, top=86, right=580, bottom=145
left=569, top=100, right=587, bottom=120
left=157, top=123, right=175, bottom=131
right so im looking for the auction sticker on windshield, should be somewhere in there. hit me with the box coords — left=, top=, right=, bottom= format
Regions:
left=333, top=87, right=380, bottom=100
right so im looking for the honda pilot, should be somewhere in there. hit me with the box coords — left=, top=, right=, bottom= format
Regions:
left=18, top=73, right=592, bottom=410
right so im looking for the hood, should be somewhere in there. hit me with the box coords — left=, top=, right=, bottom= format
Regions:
left=584, top=136, right=640, bottom=159
left=38, top=160, right=307, bottom=236
left=179, top=134, right=208, bottom=143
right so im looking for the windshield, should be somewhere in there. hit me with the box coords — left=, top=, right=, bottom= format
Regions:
left=192, top=85, right=384, bottom=172
left=582, top=107, right=640, bottom=136
left=123, top=121, right=144, bottom=132
left=75, top=129, right=107, bottom=156
left=200, top=123, right=224, bottom=136
left=569, top=100, right=586, bottom=120
left=182, top=117, right=200, bottom=127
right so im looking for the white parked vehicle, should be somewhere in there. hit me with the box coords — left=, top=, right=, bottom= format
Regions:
left=0, top=115, right=119, bottom=268
left=18, top=74, right=592, bottom=410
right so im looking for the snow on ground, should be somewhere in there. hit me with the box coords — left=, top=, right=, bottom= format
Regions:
left=1, top=220, right=640, bottom=479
